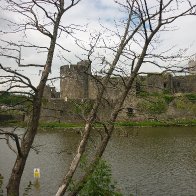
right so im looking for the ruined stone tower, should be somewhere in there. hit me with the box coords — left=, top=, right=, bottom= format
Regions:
left=60, top=60, right=91, bottom=100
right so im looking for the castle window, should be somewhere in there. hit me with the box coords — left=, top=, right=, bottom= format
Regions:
left=163, top=82, right=167, bottom=89
left=127, top=107, right=133, bottom=117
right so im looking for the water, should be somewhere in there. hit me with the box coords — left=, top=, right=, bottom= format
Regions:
left=0, top=127, right=196, bottom=196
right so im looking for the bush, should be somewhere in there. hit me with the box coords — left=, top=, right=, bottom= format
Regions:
left=184, top=93, right=196, bottom=102
left=79, top=159, right=122, bottom=196
left=163, top=94, right=174, bottom=104
left=138, top=98, right=167, bottom=115
left=0, top=92, right=26, bottom=106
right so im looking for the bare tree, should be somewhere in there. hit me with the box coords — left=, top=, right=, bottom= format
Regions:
left=56, top=0, right=196, bottom=195
left=0, top=0, right=81, bottom=195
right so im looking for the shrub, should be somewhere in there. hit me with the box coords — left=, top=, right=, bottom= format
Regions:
left=79, top=159, right=122, bottom=196
left=137, top=98, right=167, bottom=115
left=163, top=95, right=174, bottom=104
left=0, top=92, right=26, bottom=106
left=184, top=93, right=196, bottom=102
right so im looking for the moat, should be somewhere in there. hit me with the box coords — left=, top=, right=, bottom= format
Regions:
left=0, top=126, right=196, bottom=195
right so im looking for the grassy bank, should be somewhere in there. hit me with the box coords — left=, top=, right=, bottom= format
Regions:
left=39, top=121, right=84, bottom=128
left=0, top=120, right=84, bottom=129
left=1, top=119, right=196, bottom=129
left=39, top=119, right=196, bottom=128
left=115, top=119, right=196, bottom=127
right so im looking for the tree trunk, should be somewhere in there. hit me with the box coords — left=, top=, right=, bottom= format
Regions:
left=6, top=156, right=28, bottom=196
left=6, top=99, right=41, bottom=196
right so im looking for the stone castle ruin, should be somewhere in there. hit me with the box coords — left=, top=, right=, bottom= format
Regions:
left=59, top=60, right=196, bottom=101
left=41, top=60, right=196, bottom=122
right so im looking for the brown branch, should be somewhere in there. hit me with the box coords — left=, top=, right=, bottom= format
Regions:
left=0, top=128, right=23, bottom=157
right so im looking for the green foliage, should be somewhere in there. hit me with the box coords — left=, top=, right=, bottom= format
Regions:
left=184, top=93, right=196, bottom=103
left=39, top=121, right=84, bottom=128
left=148, top=100, right=167, bottom=114
left=137, top=91, right=149, bottom=97
left=116, top=121, right=163, bottom=127
left=0, top=92, right=27, bottom=106
left=115, top=119, right=196, bottom=127
left=138, top=98, right=167, bottom=115
left=79, top=159, right=122, bottom=196
left=174, top=98, right=187, bottom=110
left=163, top=94, right=174, bottom=104
left=174, top=97, right=196, bottom=114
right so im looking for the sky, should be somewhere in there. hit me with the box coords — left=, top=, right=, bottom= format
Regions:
left=0, top=0, right=196, bottom=91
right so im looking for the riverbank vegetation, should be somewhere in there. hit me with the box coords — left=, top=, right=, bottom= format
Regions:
left=1, top=119, right=196, bottom=129
left=0, top=92, right=27, bottom=106
left=136, top=92, right=196, bottom=116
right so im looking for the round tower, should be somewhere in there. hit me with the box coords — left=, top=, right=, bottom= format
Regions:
left=60, top=60, right=91, bottom=100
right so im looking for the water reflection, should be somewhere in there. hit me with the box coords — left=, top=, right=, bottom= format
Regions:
left=106, top=127, right=196, bottom=195
left=0, top=127, right=195, bottom=195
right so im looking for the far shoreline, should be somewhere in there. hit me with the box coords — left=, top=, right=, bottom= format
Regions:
left=1, top=119, right=196, bottom=129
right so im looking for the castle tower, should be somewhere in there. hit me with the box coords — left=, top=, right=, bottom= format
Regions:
left=60, top=60, right=91, bottom=100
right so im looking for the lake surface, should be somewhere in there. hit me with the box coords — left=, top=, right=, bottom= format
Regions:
left=0, top=126, right=196, bottom=195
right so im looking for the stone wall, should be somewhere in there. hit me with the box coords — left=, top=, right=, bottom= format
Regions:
left=173, top=75, right=196, bottom=93
left=40, top=98, right=114, bottom=122
left=88, top=76, right=129, bottom=101
left=43, top=85, right=60, bottom=99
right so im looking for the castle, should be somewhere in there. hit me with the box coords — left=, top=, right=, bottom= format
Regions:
left=41, top=60, right=196, bottom=122
left=59, top=60, right=196, bottom=101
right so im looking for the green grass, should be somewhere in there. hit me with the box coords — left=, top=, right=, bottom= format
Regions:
left=1, top=119, right=195, bottom=129
left=115, top=119, right=196, bottom=127
left=40, top=119, right=196, bottom=129
left=39, top=121, right=84, bottom=128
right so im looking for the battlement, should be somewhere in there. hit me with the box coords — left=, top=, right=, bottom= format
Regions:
left=60, top=60, right=91, bottom=76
